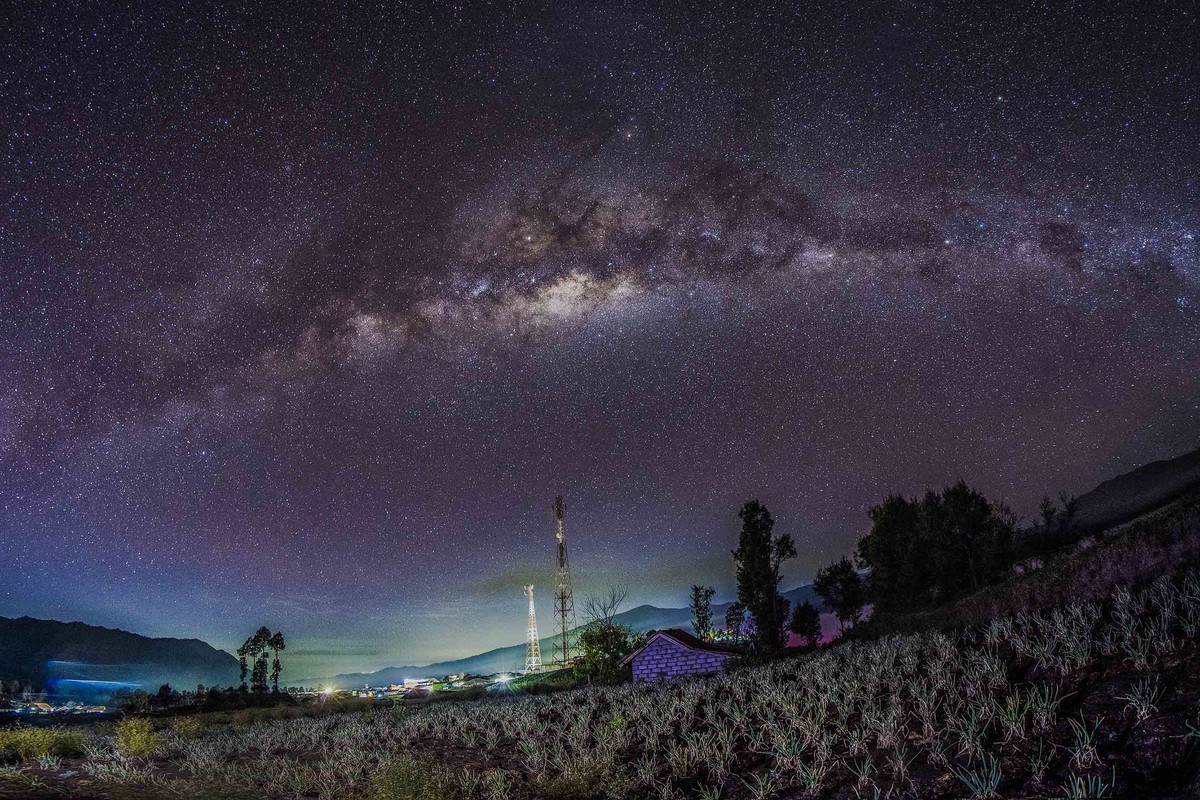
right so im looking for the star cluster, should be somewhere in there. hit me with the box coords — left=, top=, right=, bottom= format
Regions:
left=1, top=1, right=1197, bottom=677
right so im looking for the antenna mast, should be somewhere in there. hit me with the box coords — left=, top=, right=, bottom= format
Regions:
left=552, top=495, right=576, bottom=666
left=524, top=585, right=542, bottom=673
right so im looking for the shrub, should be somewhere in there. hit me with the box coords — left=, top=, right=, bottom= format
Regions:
left=368, top=755, right=454, bottom=800
left=54, top=728, right=87, bottom=758
left=0, top=727, right=86, bottom=762
left=576, top=621, right=638, bottom=684
left=511, top=669, right=584, bottom=694
left=432, top=686, right=486, bottom=702
left=116, top=717, right=161, bottom=756
left=171, top=716, right=204, bottom=739
left=533, top=766, right=618, bottom=800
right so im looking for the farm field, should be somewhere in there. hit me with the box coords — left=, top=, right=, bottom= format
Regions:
left=3, top=569, right=1200, bottom=799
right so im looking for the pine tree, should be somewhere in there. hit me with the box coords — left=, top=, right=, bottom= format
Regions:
left=689, top=585, right=716, bottom=639
left=236, top=642, right=250, bottom=690
left=269, top=631, right=287, bottom=693
left=732, top=500, right=796, bottom=653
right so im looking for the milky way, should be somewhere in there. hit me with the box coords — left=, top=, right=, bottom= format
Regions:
left=1, top=2, right=1197, bottom=677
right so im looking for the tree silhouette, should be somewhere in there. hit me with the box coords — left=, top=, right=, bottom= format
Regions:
left=689, top=585, right=716, bottom=639
left=254, top=627, right=271, bottom=693
left=732, top=500, right=796, bottom=653
left=856, top=493, right=927, bottom=615
left=236, top=641, right=250, bottom=690
left=268, top=631, right=287, bottom=693
left=789, top=600, right=822, bottom=648
left=724, top=602, right=746, bottom=645
left=1058, top=492, right=1080, bottom=529
left=857, top=482, right=1014, bottom=614
left=1038, top=495, right=1059, bottom=529
left=239, top=627, right=281, bottom=694
left=813, top=557, right=866, bottom=633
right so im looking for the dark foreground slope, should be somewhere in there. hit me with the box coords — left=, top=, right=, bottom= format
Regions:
left=5, top=562, right=1200, bottom=798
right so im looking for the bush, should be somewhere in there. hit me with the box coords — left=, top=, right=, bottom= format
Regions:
left=221, top=698, right=373, bottom=728
left=199, top=686, right=300, bottom=713
left=532, top=757, right=624, bottom=799
left=369, top=755, right=454, bottom=800
left=116, top=717, right=161, bottom=756
left=171, top=716, right=204, bottom=739
left=432, top=686, right=487, bottom=702
left=510, top=669, right=584, bottom=695
left=576, top=621, right=638, bottom=685
left=0, top=727, right=86, bottom=762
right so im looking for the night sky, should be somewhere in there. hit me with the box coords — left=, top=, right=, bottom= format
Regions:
left=2, top=2, right=1197, bottom=680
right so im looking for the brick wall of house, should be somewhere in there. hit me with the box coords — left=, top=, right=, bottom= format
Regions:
left=631, top=636, right=731, bottom=682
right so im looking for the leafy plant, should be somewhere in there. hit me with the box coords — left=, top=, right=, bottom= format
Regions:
left=368, top=756, right=452, bottom=800
left=1066, top=715, right=1102, bottom=769
left=0, top=728, right=86, bottom=762
left=950, top=754, right=1001, bottom=798
left=172, top=715, right=205, bottom=739
left=1117, top=675, right=1163, bottom=722
left=115, top=717, right=161, bottom=757
left=1061, top=768, right=1114, bottom=799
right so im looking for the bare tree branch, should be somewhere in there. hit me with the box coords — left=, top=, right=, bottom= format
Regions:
left=582, top=586, right=628, bottom=626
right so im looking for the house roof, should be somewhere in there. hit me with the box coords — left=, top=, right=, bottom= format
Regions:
left=621, top=628, right=740, bottom=665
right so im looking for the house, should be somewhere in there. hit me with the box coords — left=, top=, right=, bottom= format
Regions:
left=622, top=629, right=737, bottom=682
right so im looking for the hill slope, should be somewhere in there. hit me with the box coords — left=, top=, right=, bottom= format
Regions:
left=1072, top=444, right=1200, bottom=531
left=0, top=616, right=240, bottom=699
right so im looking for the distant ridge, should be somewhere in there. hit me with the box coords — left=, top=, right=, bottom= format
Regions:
left=1072, top=445, right=1200, bottom=531
left=0, top=616, right=240, bottom=697
left=309, top=585, right=825, bottom=688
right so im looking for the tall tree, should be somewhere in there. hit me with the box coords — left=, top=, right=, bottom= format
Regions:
left=244, top=627, right=273, bottom=694
left=732, top=500, right=796, bottom=653
left=789, top=600, right=822, bottom=648
left=1058, top=492, right=1079, bottom=529
left=689, top=585, right=716, bottom=640
left=268, top=631, right=287, bottom=693
left=856, top=494, right=929, bottom=614
left=236, top=641, right=250, bottom=690
left=857, top=482, right=1014, bottom=614
left=724, top=602, right=746, bottom=644
left=931, top=482, right=1012, bottom=600
left=813, top=557, right=866, bottom=633
left=1038, top=495, right=1059, bottom=529
left=1038, top=491, right=1078, bottom=537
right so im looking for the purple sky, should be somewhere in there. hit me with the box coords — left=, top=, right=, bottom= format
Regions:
left=1, top=1, right=1197, bottom=678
